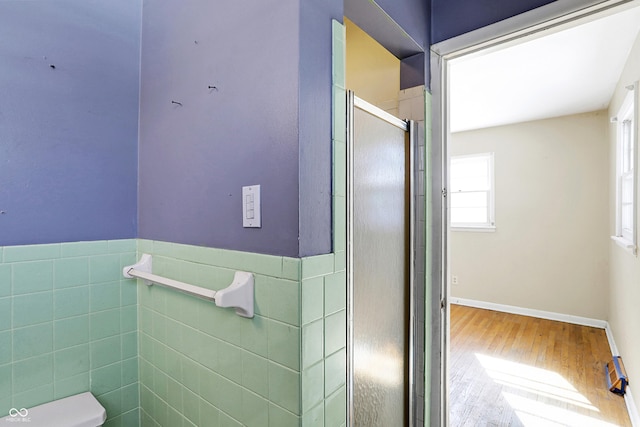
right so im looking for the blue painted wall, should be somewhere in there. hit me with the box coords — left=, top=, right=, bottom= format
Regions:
left=431, top=0, right=556, bottom=43
left=0, top=0, right=140, bottom=246
left=376, top=0, right=430, bottom=50
left=299, top=0, right=344, bottom=256
left=138, top=0, right=341, bottom=257
left=137, top=0, right=432, bottom=257
left=0, top=0, right=561, bottom=255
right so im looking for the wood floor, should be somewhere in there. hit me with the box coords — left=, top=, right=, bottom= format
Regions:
left=450, top=304, right=631, bottom=426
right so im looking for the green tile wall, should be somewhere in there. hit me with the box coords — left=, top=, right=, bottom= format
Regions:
left=297, top=19, right=349, bottom=427
left=137, top=239, right=304, bottom=427
left=0, top=240, right=139, bottom=427
left=136, top=239, right=347, bottom=427
left=299, top=256, right=346, bottom=427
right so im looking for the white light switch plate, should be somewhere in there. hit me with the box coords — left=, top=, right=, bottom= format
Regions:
left=242, top=185, right=261, bottom=228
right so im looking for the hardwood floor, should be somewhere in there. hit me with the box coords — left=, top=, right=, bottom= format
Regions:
left=449, top=304, right=631, bottom=426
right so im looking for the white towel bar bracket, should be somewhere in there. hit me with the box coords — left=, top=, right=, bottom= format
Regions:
left=123, top=254, right=254, bottom=318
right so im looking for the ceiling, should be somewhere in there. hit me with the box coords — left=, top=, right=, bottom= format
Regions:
left=449, top=4, right=640, bottom=133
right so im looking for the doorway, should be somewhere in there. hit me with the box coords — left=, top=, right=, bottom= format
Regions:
left=430, top=0, right=640, bottom=425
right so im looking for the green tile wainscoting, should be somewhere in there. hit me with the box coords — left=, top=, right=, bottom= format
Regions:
left=0, top=238, right=349, bottom=427
left=135, top=240, right=347, bottom=427
left=0, top=239, right=140, bottom=427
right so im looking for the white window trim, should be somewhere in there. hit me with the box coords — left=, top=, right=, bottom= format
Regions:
left=611, top=235, right=636, bottom=254
left=451, top=226, right=496, bottom=232
left=449, top=152, right=495, bottom=231
left=611, top=82, right=638, bottom=255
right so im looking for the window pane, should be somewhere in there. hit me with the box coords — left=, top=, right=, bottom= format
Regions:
left=451, top=207, right=488, bottom=224
left=451, top=191, right=488, bottom=209
left=622, top=120, right=633, bottom=173
left=451, top=192, right=489, bottom=225
left=450, top=153, right=494, bottom=227
left=622, top=203, right=633, bottom=232
left=616, top=91, right=635, bottom=243
left=451, top=156, right=490, bottom=191
left=622, top=173, right=633, bottom=203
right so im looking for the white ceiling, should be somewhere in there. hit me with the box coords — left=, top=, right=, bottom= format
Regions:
left=449, top=5, right=640, bottom=133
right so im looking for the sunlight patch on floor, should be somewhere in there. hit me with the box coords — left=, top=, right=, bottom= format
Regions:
left=476, top=353, right=621, bottom=426
left=503, top=392, right=621, bottom=427
left=475, top=353, right=598, bottom=411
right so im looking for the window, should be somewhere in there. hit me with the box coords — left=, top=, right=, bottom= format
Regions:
left=450, top=152, right=495, bottom=230
left=613, top=85, right=638, bottom=253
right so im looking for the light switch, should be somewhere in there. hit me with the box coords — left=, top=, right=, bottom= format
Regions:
left=242, top=185, right=261, bottom=228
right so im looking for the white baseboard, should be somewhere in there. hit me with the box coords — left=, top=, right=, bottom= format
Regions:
left=605, top=322, right=619, bottom=356
left=449, top=297, right=607, bottom=328
left=606, top=325, right=640, bottom=426
left=450, top=297, right=640, bottom=425
left=625, top=386, right=640, bottom=427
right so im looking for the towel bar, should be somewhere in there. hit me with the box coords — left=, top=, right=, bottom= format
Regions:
left=123, top=254, right=254, bottom=318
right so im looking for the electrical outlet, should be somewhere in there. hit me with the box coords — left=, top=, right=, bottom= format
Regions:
left=452, top=275, right=459, bottom=285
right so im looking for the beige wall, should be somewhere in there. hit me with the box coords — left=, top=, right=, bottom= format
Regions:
left=450, top=111, right=610, bottom=320
left=345, top=18, right=400, bottom=116
left=608, top=29, right=640, bottom=413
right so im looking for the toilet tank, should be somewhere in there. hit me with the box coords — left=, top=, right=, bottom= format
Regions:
left=0, top=392, right=106, bottom=427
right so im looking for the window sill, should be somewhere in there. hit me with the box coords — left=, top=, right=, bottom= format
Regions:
left=611, top=236, right=637, bottom=255
left=451, top=226, right=496, bottom=233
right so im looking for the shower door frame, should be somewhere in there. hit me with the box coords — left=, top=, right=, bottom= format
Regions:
left=346, top=91, right=423, bottom=427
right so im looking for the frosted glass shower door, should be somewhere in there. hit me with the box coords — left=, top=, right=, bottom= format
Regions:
left=349, top=95, right=410, bottom=427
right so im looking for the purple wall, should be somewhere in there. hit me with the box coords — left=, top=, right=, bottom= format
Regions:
left=431, top=0, right=556, bottom=43
left=0, top=0, right=140, bottom=246
left=299, top=0, right=344, bottom=256
left=0, top=0, right=563, bottom=254
left=375, top=0, right=430, bottom=50
left=138, top=0, right=341, bottom=257
left=139, top=0, right=438, bottom=257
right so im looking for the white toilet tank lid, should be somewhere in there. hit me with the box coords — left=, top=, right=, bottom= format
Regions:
left=0, top=392, right=106, bottom=427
